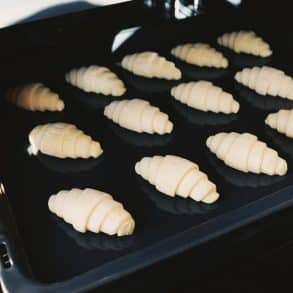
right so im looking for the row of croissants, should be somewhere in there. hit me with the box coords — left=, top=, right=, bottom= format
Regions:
left=5, top=59, right=293, bottom=138
left=29, top=122, right=288, bottom=177
left=49, top=137, right=287, bottom=236
left=9, top=76, right=293, bottom=139
left=8, top=30, right=292, bottom=237
left=33, top=122, right=288, bottom=236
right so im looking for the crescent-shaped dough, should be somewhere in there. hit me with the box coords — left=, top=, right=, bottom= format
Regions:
left=217, top=31, right=272, bottom=57
left=66, top=65, right=126, bottom=96
left=171, top=43, right=228, bottom=68
left=206, top=132, right=287, bottom=175
left=48, top=188, right=135, bottom=236
left=104, top=98, right=173, bottom=134
left=135, top=155, right=220, bottom=204
left=121, top=51, right=181, bottom=80
left=29, top=123, right=103, bottom=159
left=171, top=81, right=239, bottom=113
left=7, top=83, right=64, bottom=111
left=235, top=66, right=293, bottom=100
left=265, top=109, right=293, bottom=138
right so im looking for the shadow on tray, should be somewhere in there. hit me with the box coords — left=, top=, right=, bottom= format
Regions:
left=171, top=57, right=229, bottom=80
left=62, top=83, right=121, bottom=111
left=235, top=84, right=293, bottom=111
left=222, top=49, right=271, bottom=68
left=55, top=218, right=134, bottom=251
left=172, top=100, right=238, bottom=126
left=206, top=151, right=284, bottom=188
left=137, top=177, right=218, bottom=215
left=37, top=154, right=103, bottom=173
left=1, top=99, right=65, bottom=125
left=108, top=122, right=173, bottom=147
left=117, top=67, right=179, bottom=94
left=265, top=127, right=293, bottom=160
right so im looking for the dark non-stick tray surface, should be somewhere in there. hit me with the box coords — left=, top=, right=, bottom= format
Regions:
left=0, top=1, right=293, bottom=292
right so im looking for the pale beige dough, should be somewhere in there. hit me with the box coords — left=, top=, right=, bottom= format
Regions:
left=48, top=188, right=135, bottom=236
left=265, top=109, right=293, bottom=138
left=65, top=65, right=126, bottom=96
left=29, top=122, right=103, bottom=159
left=235, top=66, right=293, bottom=100
left=135, top=155, right=220, bottom=204
left=171, top=43, right=228, bottom=68
left=206, top=132, right=287, bottom=175
left=104, top=98, right=173, bottom=134
left=217, top=31, right=272, bottom=57
left=121, top=51, right=181, bottom=80
left=6, top=83, right=64, bottom=112
left=171, top=81, right=239, bottom=114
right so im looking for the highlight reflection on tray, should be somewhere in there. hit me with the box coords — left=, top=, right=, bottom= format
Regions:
left=138, top=177, right=217, bottom=215
left=37, top=154, right=103, bottom=173
left=172, top=100, right=237, bottom=126
left=108, top=122, right=173, bottom=147
left=206, top=151, right=283, bottom=188
left=266, top=127, right=293, bottom=159
left=118, top=67, right=179, bottom=94
left=172, top=58, right=228, bottom=80
left=56, top=219, right=134, bottom=251
left=235, top=84, right=293, bottom=111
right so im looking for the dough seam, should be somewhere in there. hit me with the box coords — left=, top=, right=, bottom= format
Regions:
left=174, top=166, right=197, bottom=195
left=245, top=140, right=257, bottom=172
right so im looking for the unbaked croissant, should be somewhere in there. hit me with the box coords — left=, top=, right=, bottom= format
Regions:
left=171, top=81, right=239, bottom=114
left=48, top=188, right=135, bottom=236
left=171, top=43, right=228, bottom=68
left=265, top=109, right=293, bottom=138
left=217, top=31, right=272, bottom=57
left=135, top=155, right=220, bottom=204
left=104, top=98, right=173, bottom=134
left=7, top=83, right=64, bottom=111
left=65, top=65, right=126, bottom=96
left=29, top=123, right=103, bottom=159
left=235, top=66, right=293, bottom=100
left=121, top=51, right=181, bottom=80
left=206, top=132, right=287, bottom=175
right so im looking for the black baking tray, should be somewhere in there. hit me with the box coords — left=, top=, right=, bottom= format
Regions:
left=0, top=1, right=293, bottom=292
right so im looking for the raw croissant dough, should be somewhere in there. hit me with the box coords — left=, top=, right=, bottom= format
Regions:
left=206, top=132, right=287, bottom=175
left=121, top=51, right=181, bottom=80
left=7, top=83, right=64, bottom=112
left=135, top=155, right=220, bottom=204
left=171, top=81, right=239, bottom=114
left=217, top=31, right=272, bottom=57
left=29, top=123, right=103, bottom=159
left=235, top=66, right=293, bottom=100
left=48, top=188, right=135, bottom=236
left=265, top=109, right=293, bottom=138
left=171, top=43, right=228, bottom=68
left=104, top=98, right=173, bottom=134
left=65, top=65, right=126, bottom=96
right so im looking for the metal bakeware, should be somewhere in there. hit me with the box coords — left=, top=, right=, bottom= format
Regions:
left=0, top=1, right=292, bottom=292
